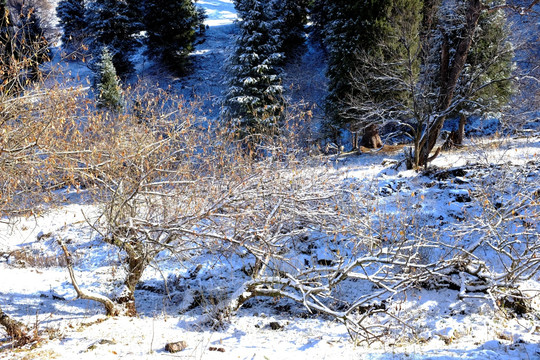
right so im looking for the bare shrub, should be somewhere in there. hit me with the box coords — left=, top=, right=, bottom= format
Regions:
left=0, top=83, right=87, bottom=216
left=458, top=162, right=540, bottom=302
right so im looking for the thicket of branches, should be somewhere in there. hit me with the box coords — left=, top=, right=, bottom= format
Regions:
left=2, top=72, right=538, bottom=345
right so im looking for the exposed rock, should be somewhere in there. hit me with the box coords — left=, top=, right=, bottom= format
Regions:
left=209, top=346, right=226, bottom=352
left=269, top=321, right=283, bottom=330
left=165, top=341, right=187, bottom=353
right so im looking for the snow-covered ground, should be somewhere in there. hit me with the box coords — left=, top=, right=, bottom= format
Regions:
left=199, top=0, right=237, bottom=26
left=1, top=2, right=540, bottom=359
left=1, top=135, right=539, bottom=359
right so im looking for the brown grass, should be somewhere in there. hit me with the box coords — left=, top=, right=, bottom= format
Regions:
left=7, top=249, right=68, bottom=268
left=358, top=144, right=407, bottom=154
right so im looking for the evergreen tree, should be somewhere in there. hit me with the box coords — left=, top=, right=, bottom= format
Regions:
left=95, top=46, right=123, bottom=111
left=310, top=0, right=330, bottom=45
left=274, top=0, right=308, bottom=54
left=323, top=0, right=423, bottom=145
left=0, top=0, right=11, bottom=92
left=85, top=0, right=142, bottom=77
left=223, top=0, right=285, bottom=144
left=0, top=0, right=7, bottom=27
left=450, top=7, right=514, bottom=144
left=57, top=0, right=87, bottom=51
left=20, top=5, right=50, bottom=80
left=0, top=0, right=11, bottom=60
left=0, top=1, right=50, bottom=92
left=143, top=0, right=203, bottom=74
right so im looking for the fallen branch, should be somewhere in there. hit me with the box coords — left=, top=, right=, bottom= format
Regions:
left=57, top=238, right=120, bottom=316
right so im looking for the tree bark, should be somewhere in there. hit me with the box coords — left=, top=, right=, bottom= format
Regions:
left=456, top=113, right=466, bottom=145
left=0, top=306, right=30, bottom=345
left=114, top=244, right=148, bottom=317
left=442, top=114, right=466, bottom=149
left=417, top=0, right=484, bottom=167
left=360, top=124, right=383, bottom=149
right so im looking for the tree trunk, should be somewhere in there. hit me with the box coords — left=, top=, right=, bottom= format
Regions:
left=417, top=0, right=484, bottom=167
left=442, top=114, right=466, bottom=150
left=114, top=249, right=148, bottom=317
left=58, top=238, right=144, bottom=317
left=351, top=131, right=359, bottom=150
left=0, top=306, right=30, bottom=345
left=360, top=124, right=383, bottom=149
left=456, top=113, right=466, bottom=145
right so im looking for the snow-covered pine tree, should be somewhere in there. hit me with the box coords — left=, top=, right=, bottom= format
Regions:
left=95, top=46, right=123, bottom=111
left=310, top=0, right=330, bottom=45
left=143, top=0, right=203, bottom=74
left=223, top=0, right=285, bottom=145
left=57, top=0, right=87, bottom=51
left=85, top=0, right=141, bottom=78
left=323, top=0, right=423, bottom=147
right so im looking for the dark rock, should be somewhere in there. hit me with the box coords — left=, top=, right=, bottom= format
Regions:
left=269, top=321, right=283, bottom=330
left=209, top=346, right=225, bottom=352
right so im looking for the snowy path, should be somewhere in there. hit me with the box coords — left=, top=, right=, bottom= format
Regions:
left=180, top=23, right=237, bottom=108
left=154, top=0, right=238, bottom=119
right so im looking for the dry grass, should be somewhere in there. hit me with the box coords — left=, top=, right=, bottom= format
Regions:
left=6, top=249, right=68, bottom=268
left=358, top=144, right=407, bottom=154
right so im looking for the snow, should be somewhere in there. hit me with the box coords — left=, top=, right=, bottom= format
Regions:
left=199, top=0, right=237, bottom=27
left=1, top=1, right=540, bottom=359
left=2, top=135, right=540, bottom=359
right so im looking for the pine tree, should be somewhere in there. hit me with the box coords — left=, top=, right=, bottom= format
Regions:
left=310, top=0, right=330, bottom=44
left=143, top=0, right=203, bottom=74
left=1, top=1, right=50, bottom=92
left=57, top=0, right=87, bottom=51
left=95, top=46, right=123, bottom=111
left=223, top=0, right=285, bottom=144
left=0, top=0, right=11, bottom=92
left=85, top=0, right=142, bottom=78
left=0, top=0, right=7, bottom=26
left=20, top=5, right=50, bottom=80
left=0, top=0, right=11, bottom=60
